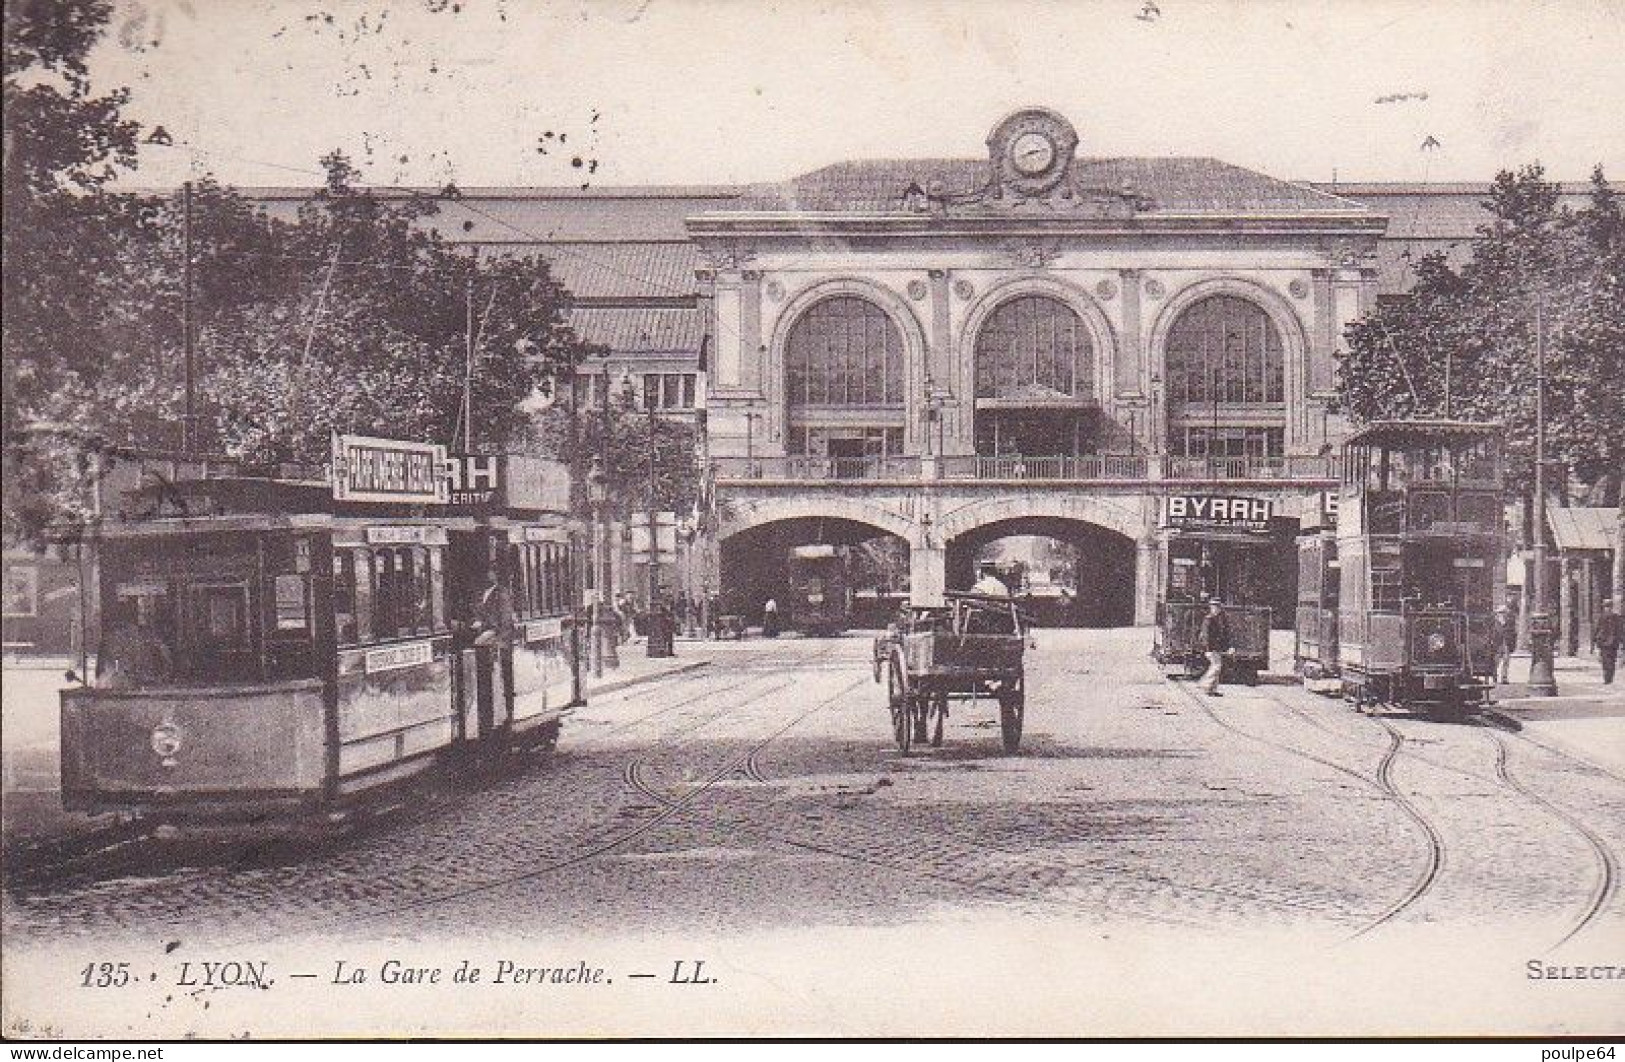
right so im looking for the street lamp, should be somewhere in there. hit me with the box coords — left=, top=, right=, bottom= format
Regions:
left=1527, top=292, right=1558, bottom=695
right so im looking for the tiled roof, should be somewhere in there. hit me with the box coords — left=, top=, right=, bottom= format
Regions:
left=566, top=307, right=703, bottom=353
left=731, top=157, right=1370, bottom=215
left=534, top=242, right=701, bottom=300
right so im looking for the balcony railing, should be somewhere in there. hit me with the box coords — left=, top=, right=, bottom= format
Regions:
left=713, top=453, right=1341, bottom=483
left=1163, top=455, right=1342, bottom=481
left=714, top=455, right=923, bottom=481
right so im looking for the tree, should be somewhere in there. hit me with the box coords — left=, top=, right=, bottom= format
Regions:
left=1337, top=164, right=1625, bottom=504
left=536, top=380, right=702, bottom=518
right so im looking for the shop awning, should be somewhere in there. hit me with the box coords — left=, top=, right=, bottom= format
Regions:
left=1547, top=507, right=1619, bottom=552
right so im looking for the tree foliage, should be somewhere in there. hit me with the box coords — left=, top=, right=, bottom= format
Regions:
left=4, top=3, right=589, bottom=542
left=1337, top=164, right=1625, bottom=503
left=537, top=382, right=702, bottom=519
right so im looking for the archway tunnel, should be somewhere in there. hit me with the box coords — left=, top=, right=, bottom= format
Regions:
left=946, top=516, right=1136, bottom=627
left=720, top=517, right=910, bottom=631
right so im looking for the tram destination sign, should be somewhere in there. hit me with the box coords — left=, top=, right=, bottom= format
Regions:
left=332, top=433, right=450, bottom=505
left=1164, top=494, right=1274, bottom=534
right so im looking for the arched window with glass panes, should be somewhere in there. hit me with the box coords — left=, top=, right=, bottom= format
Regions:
left=971, top=295, right=1096, bottom=457
left=1163, top=295, right=1286, bottom=460
left=784, top=296, right=906, bottom=459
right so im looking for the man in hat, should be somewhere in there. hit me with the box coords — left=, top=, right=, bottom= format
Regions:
left=1197, top=597, right=1232, bottom=696
left=1494, top=604, right=1515, bottom=684
left=1596, top=599, right=1621, bottom=685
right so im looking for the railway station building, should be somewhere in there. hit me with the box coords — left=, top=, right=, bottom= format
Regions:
left=249, top=106, right=1606, bottom=627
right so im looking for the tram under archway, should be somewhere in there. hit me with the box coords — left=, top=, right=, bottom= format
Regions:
left=945, top=517, right=1135, bottom=627
left=720, top=517, right=910, bottom=629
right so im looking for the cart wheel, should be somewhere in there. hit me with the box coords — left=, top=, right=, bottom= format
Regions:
left=999, top=685, right=1025, bottom=754
left=929, top=694, right=946, bottom=748
left=888, top=658, right=913, bottom=754
left=872, top=653, right=882, bottom=684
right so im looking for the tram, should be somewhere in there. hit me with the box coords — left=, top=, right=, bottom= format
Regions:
left=1293, top=495, right=1340, bottom=689
left=1153, top=494, right=1275, bottom=683
left=1334, top=420, right=1503, bottom=713
left=784, top=543, right=854, bottom=635
left=59, top=438, right=583, bottom=822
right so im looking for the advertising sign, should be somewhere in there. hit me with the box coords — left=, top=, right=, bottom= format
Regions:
left=443, top=454, right=573, bottom=512
left=1164, top=495, right=1274, bottom=534
left=331, top=433, right=449, bottom=505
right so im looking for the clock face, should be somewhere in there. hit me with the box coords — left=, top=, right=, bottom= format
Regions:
left=1010, top=131, right=1056, bottom=176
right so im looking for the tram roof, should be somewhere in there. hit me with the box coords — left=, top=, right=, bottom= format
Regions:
left=1343, top=419, right=1503, bottom=448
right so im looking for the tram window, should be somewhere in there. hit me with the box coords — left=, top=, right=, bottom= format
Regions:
left=352, top=550, right=374, bottom=643
left=334, top=552, right=359, bottom=646
left=428, top=548, right=444, bottom=632
left=407, top=548, right=433, bottom=635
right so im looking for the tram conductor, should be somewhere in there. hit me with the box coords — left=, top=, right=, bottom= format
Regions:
left=1197, top=597, right=1232, bottom=697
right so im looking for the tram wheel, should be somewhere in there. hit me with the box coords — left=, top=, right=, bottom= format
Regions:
left=888, top=658, right=913, bottom=754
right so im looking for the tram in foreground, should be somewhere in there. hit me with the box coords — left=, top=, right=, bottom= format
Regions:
left=1152, top=494, right=1275, bottom=683
left=784, top=543, right=854, bottom=635
left=59, top=437, right=583, bottom=822
left=1333, top=420, right=1503, bottom=713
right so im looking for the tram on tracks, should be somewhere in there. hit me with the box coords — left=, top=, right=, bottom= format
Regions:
left=1152, top=493, right=1275, bottom=683
left=59, top=437, right=584, bottom=822
left=1333, top=420, right=1504, bottom=713
left=784, top=543, right=854, bottom=635
left=1294, top=494, right=1340, bottom=689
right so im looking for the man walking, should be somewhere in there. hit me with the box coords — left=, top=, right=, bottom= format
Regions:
left=1197, top=597, right=1231, bottom=697
left=1495, top=604, right=1515, bottom=684
left=1596, top=599, right=1621, bottom=685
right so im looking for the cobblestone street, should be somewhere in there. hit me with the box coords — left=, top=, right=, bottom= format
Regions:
left=6, top=631, right=1622, bottom=956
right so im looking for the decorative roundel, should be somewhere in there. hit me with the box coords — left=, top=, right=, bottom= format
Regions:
left=1094, top=279, right=1118, bottom=300
left=1289, top=278, right=1310, bottom=300
left=953, top=278, right=976, bottom=300
left=907, top=279, right=928, bottom=301
left=1144, top=278, right=1166, bottom=299
left=765, top=279, right=785, bottom=302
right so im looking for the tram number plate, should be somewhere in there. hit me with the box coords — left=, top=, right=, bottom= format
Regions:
left=524, top=618, right=565, bottom=642
left=365, top=640, right=434, bottom=674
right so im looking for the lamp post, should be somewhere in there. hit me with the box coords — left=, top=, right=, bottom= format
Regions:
left=1527, top=292, right=1558, bottom=695
left=587, top=457, right=607, bottom=679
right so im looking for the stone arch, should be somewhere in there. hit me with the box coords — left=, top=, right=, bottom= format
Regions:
left=956, top=273, right=1118, bottom=410
left=719, top=493, right=918, bottom=545
left=1147, top=277, right=1310, bottom=452
left=766, top=277, right=930, bottom=451
left=934, top=491, right=1148, bottom=545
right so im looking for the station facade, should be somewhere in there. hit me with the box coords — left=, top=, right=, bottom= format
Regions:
left=244, top=107, right=1604, bottom=626
left=692, top=107, right=1382, bottom=622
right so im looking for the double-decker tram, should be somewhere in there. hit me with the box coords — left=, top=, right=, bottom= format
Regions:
left=1294, top=494, right=1340, bottom=690
left=1152, top=494, right=1276, bottom=683
left=1334, top=420, right=1504, bottom=713
left=784, top=544, right=853, bottom=635
left=59, top=437, right=583, bottom=824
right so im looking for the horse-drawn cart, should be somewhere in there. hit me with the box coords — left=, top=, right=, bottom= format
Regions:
left=878, top=593, right=1029, bottom=754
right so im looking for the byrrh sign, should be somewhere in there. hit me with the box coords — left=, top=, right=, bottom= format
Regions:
left=1164, top=494, right=1274, bottom=534
left=331, top=433, right=451, bottom=505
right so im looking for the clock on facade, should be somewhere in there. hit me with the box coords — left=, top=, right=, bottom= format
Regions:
left=1010, top=131, right=1056, bottom=176
left=987, top=107, right=1078, bottom=197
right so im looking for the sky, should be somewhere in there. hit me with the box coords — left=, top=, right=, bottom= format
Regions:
left=88, top=0, right=1625, bottom=191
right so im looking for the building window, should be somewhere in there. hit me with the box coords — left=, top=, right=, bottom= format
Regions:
left=641, top=372, right=698, bottom=410
left=1165, top=295, right=1284, bottom=406
left=785, top=297, right=903, bottom=407
left=1165, top=295, right=1286, bottom=457
left=974, top=295, right=1092, bottom=400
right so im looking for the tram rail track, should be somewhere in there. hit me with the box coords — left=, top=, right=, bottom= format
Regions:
left=1165, top=676, right=1448, bottom=939
left=1489, top=731, right=1619, bottom=948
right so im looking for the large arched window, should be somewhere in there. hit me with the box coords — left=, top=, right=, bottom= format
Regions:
left=1164, top=295, right=1286, bottom=458
left=973, top=296, right=1092, bottom=400
left=1165, top=295, right=1284, bottom=406
left=785, top=297, right=903, bottom=407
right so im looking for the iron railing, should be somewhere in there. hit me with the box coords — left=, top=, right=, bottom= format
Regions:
left=714, top=452, right=1342, bottom=483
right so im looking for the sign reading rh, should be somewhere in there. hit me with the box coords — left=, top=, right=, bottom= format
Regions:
left=1165, top=495, right=1274, bottom=533
left=332, top=433, right=450, bottom=505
